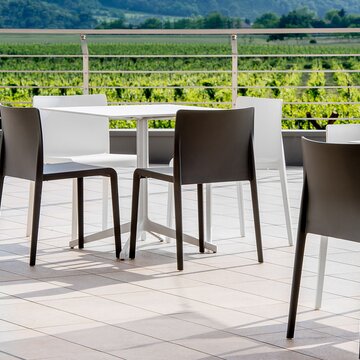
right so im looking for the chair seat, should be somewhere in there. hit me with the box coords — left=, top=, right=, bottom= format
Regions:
left=136, top=166, right=174, bottom=182
left=43, top=162, right=116, bottom=181
left=46, top=153, right=137, bottom=167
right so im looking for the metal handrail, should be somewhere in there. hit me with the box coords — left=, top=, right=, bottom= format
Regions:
left=0, top=28, right=359, bottom=34
left=0, top=28, right=359, bottom=125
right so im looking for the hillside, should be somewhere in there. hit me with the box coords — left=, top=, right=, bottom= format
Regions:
left=0, top=0, right=359, bottom=28
left=0, top=0, right=100, bottom=28
left=99, top=0, right=360, bottom=19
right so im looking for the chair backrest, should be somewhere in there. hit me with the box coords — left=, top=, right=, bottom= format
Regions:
left=33, top=94, right=108, bottom=161
left=174, top=108, right=255, bottom=185
left=236, top=96, right=283, bottom=169
left=0, top=105, right=43, bottom=181
left=326, top=124, right=360, bottom=143
left=301, top=137, right=360, bottom=242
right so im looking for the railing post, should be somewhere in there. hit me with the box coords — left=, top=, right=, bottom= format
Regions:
left=231, top=34, right=238, bottom=108
left=80, top=34, right=89, bottom=95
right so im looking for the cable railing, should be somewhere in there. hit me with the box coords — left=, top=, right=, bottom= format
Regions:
left=0, top=28, right=359, bottom=127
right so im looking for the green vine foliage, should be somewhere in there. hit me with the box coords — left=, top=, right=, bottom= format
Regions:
left=0, top=41, right=359, bottom=129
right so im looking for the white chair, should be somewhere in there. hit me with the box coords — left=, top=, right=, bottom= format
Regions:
left=29, top=94, right=136, bottom=241
left=167, top=96, right=293, bottom=246
left=233, top=96, right=293, bottom=246
left=315, top=123, right=360, bottom=309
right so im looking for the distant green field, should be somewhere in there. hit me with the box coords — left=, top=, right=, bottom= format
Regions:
left=0, top=38, right=359, bottom=129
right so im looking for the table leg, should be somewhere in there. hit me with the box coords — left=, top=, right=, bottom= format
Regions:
left=119, top=117, right=149, bottom=258
left=136, top=118, right=149, bottom=241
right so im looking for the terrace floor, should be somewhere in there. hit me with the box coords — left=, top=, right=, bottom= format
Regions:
left=0, top=166, right=359, bottom=360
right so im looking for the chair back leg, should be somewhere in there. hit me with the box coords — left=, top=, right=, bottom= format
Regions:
left=130, top=171, right=141, bottom=259
left=236, top=181, right=246, bottom=237
left=174, top=183, right=184, bottom=271
left=30, top=181, right=43, bottom=266
left=102, top=178, right=109, bottom=230
left=197, top=184, right=205, bottom=253
left=77, top=178, right=84, bottom=249
left=0, top=176, right=4, bottom=208
left=109, top=172, right=121, bottom=258
left=165, top=183, right=174, bottom=243
left=71, top=178, right=78, bottom=243
left=205, top=183, right=212, bottom=243
left=250, top=179, right=263, bottom=263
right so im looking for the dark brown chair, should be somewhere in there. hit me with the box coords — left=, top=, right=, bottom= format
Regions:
left=129, top=108, right=263, bottom=270
left=287, top=138, right=360, bottom=346
left=0, top=105, right=121, bottom=266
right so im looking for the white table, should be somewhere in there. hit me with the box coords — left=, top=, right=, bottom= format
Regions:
left=41, top=104, right=217, bottom=257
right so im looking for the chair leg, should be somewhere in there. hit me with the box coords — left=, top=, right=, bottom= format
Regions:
left=130, top=171, right=141, bottom=259
left=71, top=178, right=78, bottom=243
left=236, top=181, right=246, bottom=237
left=26, top=181, right=35, bottom=237
left=102, top=177, right=109, bottom=230
left=250, top=179, right=263, bottom=263
left=29, top=181, right=43, bottom=266
left=174, top=183, right=184, bottom=271
left=197, top=184, right=205, bottom=253
left=77, top=178, right=84, bottom=249
left=315, top=236, right=328, bottom=310
left=205, top=183, right=212, bottom=243
left=165, top=183, right=174, bottom=243
left=109, top=172, right=121, bottom=259
left=0, top=176, right=4, bottom=209
left=287, top=231, right=307, bottom=338
left=279, top=162, right=294, bottom=246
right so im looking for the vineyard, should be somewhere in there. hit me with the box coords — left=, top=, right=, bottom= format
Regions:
left=0, top=38, right=359, bottom=129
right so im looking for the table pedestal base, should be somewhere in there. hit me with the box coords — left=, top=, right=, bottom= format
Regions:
left=68, top=219, right=218, bottom=258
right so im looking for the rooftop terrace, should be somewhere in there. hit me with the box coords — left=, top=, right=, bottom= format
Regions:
left=0, top=166, right=359, bottom=360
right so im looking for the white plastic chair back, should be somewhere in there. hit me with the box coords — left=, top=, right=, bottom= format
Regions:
left=236, top=96, right=283, bottom=169
left=326, top=124, right=360, bottom=143
left=33, top=94, right=109, bottom=161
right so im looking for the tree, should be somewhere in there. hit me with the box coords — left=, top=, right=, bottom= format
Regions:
left=268, top=7, right=316, bottom=40
left=203, top=12, right=227, bottom=29
left=278, top=8, right=316, bottom=28
left=139, top=17, right=163, bottom=29
left=253, top=12, right=280, bottom=28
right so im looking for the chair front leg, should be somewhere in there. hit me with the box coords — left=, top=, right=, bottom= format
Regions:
left=174, top=182, right=184, bottom=270
left=315, top=236, right=328, bottom=310
left=130, top=171, right=141, bottom=259
left=197, top=184, right=205, bottom=253
left=77, top=178, right=84, bottom=249
left=109, top=172, right=121, bottom=259
left=26, top=181, right=35, bottom=237
left=30, top=180, right=43, bottom=266
left=287, top=231, right=307, bottom=338
left=250, top=179, right=263, bottom=263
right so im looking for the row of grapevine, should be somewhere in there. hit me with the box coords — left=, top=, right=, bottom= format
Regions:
left=0, top=41, right=359, bottom=129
